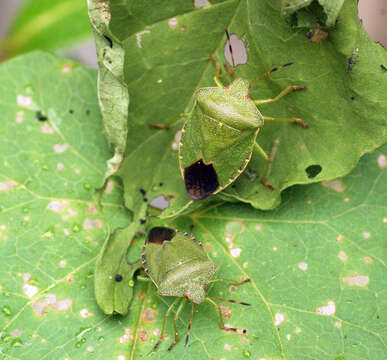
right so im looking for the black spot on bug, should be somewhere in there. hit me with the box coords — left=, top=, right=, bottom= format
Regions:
left=140, top=219, right=146, bottom=225
left=381, top=64, right=387, bottom=71
left=305, top=165, right=322, bottom=178
left=147, top=227, right=176, bottom=245
left=115, top=274, right=123, bottom=282
left=69, top=109, right=74, bottom=114
left=35, top=111, right=47, bottom=121
left=104, top=35, right=113, bottom=48
left=184, top=160, right=219, bottom=200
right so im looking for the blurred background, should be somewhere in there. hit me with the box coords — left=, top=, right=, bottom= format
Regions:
left=0, top=0, right=386, bottom=69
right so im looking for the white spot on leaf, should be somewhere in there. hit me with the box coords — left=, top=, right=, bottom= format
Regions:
left=17, top=95, right=32, bottom=108
left=168, top=17, right=178, bottom=28
left=342, top=274, right=369, bottom=287
left=119, top=328, right=133, bottom=344
left=243, top=262, right=248, bottom=268
left=377, top=154, right=386, bottom=168
left=230, top=248, right=241, bottom=258
left=0, top=181, right=18, bottom=191
left=53, top=144, right=68, bottom=153
left=53, top=298, right=72, bottom=311
left=363, top=232, right=371, bottom=239
left=61, top=64, right=72, bottom=74
left=334, top=321, right=342, bottom=328
left=106, top=180, right=115, bottom=193
left=80, top=308, right=93, bottom=318
left=47, top=200, right=68, bottom=212
left=338, top=251, right=348, bottom=261
left=172, top=130, right=182, bottom=150
left=16, top=111, right=24, bottom=123
left=322, top=179, right=344, bottom=192
left=11, top=329, right=22, bottom=337
left=194, top=0, right=210, bottom=8
left=298, top=262, right=308, bottom=271
left=40, top=123, right=54, bottom=134
left=57, top=163, right=64, bottom=170
left=83, top=218, right=102, bottom=230
left=224, top=344, right=231, bottom=350
left=316, top=301, right=335, bottom=316
left=59, top=260, right=67, bottom=268
left=274, top=313, right=285, bottom=326
left=336, top=234, right=344, bottom=242
left=23, top=284, right=39, bottom=298
left=255, top=224, right=262, bottom=230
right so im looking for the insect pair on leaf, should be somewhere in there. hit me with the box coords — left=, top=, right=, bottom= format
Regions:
left=141, top=226, right=251, bottom=351
left=152, top=30, right=308, bottom=200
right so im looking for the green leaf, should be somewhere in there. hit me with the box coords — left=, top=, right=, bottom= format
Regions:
left=100, top=0, right=386, bottom=214
left=0, top=50, right=385, bottom=358
left=1, top=0, right=92, bottom=57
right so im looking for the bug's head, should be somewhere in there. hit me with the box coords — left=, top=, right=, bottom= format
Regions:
left=184, top=160, right=219, bottom=200
left=186, top=282, right=206, bottom=304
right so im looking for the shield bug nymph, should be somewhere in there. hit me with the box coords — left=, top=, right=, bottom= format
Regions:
left=142, top=226, right=251, bottom=351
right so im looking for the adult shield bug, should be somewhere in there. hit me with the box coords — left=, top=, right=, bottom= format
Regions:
left=152, top=30, right=308, bottom=200
left=142, top=226, right=251, bottom=351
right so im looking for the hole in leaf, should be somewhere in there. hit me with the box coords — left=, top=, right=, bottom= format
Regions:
left=184, top=160, right=219, bottom=200
left=147, top=227, right=176, bottom=245
left=149, top=195, right=170, bottom=210
left=305, top=165, right=322, bottom=178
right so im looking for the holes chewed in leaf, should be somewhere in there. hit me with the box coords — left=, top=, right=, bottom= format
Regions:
left=147, top=227, right=176, bottom=245
left=305, top=165, right=322, bottom=178
left=184, top=160, right=219, bottom=200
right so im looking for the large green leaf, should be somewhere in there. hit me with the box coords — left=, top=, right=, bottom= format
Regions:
left=0, top=51, right=385, bottom=360
left=98, top=0, right=386, bottom=214
left=1, top=0, right=92, bottom=57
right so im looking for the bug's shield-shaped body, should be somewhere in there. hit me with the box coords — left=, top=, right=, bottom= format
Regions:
left=142, top=227, right=216, bottom=304
left=179, top=78, right=263, bottom=200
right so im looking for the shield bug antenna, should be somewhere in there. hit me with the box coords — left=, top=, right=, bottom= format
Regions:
left=142, top=227, right=251, bottom=352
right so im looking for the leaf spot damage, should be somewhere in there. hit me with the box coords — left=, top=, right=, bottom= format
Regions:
left=224, top=343, right=232, bottom=350
left=17, top=95, right=32, bottom=108
left=23, top=283, right=39, bottom=298
left=316, top=300, right=335, bottom=316
left=171, top=130, right=182, bottom=150
left=83, top=218, right=102, bottom=230
left=31, top=294, right=72, bottom=317
left=336, top=235, right=344, bottom=242
left=59, top=260, right=67, bottom=268
left=338, top=251, right=348, bottom=261
left=298, top=262, right=308, bottom=271
left=40, top=123, right=54, bottom=134
left=230, top=248, right=241, bottom=258
left=119, top=328, right=133, bottom=344
left=142, top=308, right=157, bottom=323
left=53, top=143, right=68, bottom=153
left=139, top=329, right=148, bottom=342
left=136, top=30, right=150, bottom=48
left=362, top=232, right=371, bottom=239
left=168, top=17, right=178, bottom=28
left=274, top=313, right=285, bottom=326
left=220, top=305, right=232, bottom=320
left=80, top=308, right=93, bottom=318
left=377, top=154, right=386, bottom=168
left=47, top=200, right=69, bottom=213
left=224, top=34, right=247, bottom=66
left=106, top=180, right=115, bottom=193
left=194, top=0, right=210, bottom=8
left=0, top=181, right=18, bottom=191
left=342, top=273, right=369, bottom=287
left=322, top=179, right=344, bottom=192
left=16, top=110, right=24, bottom=123
left=61, top=64, right=72, bottom=74
left=57, top=162, right=64, bottom=170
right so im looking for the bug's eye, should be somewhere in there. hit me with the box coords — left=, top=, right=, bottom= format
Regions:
left=147, top=227, right=176, bottom=244
left=184, top=160, right=219, bottom=200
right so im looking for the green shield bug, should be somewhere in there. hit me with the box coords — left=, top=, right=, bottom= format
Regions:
left=152, top=30, right=308, bottom=200
left=142, top=226, right=251, bottom=351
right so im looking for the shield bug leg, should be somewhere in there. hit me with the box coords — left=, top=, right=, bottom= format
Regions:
left=248, top=62, right=296, bottom=88
left=208, top=278, right=251, bottom=286
left=253, top=142, right=274, bottom=190
left=153, top=297, right=180, bottom=351
left=253, top=85, right=307, bottom=106
left=205, top=297, right=249, bottom=334
left=263, top=115, right=308, bottom=128
left=184, top=301, right=195, bottom=347
left=167, top=298, right=187, bottom=351
left=149, top=112, right=187, bottom=130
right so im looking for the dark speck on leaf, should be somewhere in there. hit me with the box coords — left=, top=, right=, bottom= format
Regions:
left=381, top=64, right=387, bottom=71
left=351, top=96, right=355, bottom=100
left=143, top=198, right=148, bottom=202
left=104, top=35, right=113, bottom=48
left=69, top=109, right=74, bottom=114
left=85, top=109, right=90, bottom=115
left=140, top=219, right=146, bottom=224
left=35, top=111, right=47, bottom=121
left=159, top=182, right=163, bottom=186
left=115, top=274, right=123, bottom=282
left=140, top=189, right=146, bottom=196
